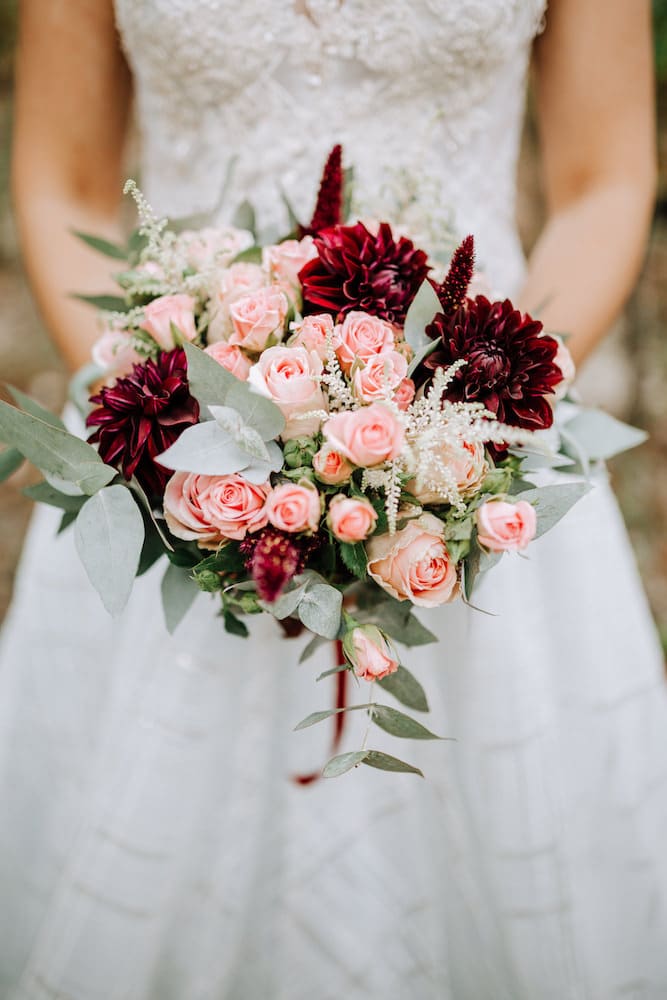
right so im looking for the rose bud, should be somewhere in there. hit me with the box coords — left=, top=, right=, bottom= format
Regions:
left=265, top=481, right=322, bottom=534
left=475, top=499, right=537, bottom=552
left=342, top=624, right=399, bottom=682
left=327, top=495, right=378, bottom=543
left=312, top=446, right=354, bottom=486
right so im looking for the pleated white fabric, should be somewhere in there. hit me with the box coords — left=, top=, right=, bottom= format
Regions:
left=2, top=1, right=667, bottom=997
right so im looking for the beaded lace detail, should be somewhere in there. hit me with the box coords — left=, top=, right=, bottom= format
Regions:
left=114, top=0, right=547, bottom=294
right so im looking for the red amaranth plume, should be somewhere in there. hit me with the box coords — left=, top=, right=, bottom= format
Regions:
left=298, top=144, right=343, bottom=237
left=240, top=529, right=321, bottom=602
left=432, top=235, right=475, bottom=318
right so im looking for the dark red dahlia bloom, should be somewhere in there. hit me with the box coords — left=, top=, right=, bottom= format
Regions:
left=86, top=348, right=199, bottom=499
left=241, top=528, right=320, bottom=602
left=298, top=144, right=343, bottom=237
left=299, top=221, right=430, bottom=324
left=432, top=234, right=475, bottom=316
left=420, top=296, right=562, bottom=433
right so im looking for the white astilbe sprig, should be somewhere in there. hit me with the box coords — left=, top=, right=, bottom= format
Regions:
left=321, top=326, right=355, bottom=410
left=123, top=180, right=169, bottom=258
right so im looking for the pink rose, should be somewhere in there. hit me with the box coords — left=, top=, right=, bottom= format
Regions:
left=344, top=625, right=399, bottom=682
left=410, top=440, right=487, bottom=504
left=163, top=472, right=269, bottom=546
left=333, top=311, right=396, bottom=373
left=248, top=345, right=327, bottom=440
left=207, top=263, right=267, bottom=343
left=288, top=314, right=334, bottom=360
left=178, top=226, right=253, bottom=268
left=204, top=341, right=251, bottom=381
left=327, top=495, right=378, bottom=543
left=352, top=351, right=407, bottom=404
left=393, top=378, right=415, bottom=410
left=476, top=499, right=537, bottom=552
left=140, top=294, right=197, bottom=350
left=263, top=236, right=318, bottom=288
left=91, top=326, right=141, bottom=378
left=324, top=403, right=405, bottom=467
left=229, top=286, right=289, bottom=353
left=367, top=512, right=459, bottom=607
left=266, top=482, right=321, bottom=533
left=312, top=446, right=353, bottom=485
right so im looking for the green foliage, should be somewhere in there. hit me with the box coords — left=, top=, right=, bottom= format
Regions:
left=655, top=0, right=667, bottom=81
left=338, top=540, right=368, bottom=580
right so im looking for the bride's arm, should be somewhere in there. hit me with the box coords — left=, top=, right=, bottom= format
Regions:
left=12, top=0, right=131, bottom=372
left=520, top=0, right=656, bottom=365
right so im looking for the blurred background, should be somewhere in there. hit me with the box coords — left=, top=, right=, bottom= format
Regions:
left=0, top=1, right=666, bottom=647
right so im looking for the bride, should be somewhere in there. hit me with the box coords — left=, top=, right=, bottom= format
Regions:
left=2, top=1, right=666, bottom=997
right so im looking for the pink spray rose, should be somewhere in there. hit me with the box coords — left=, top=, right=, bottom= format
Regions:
left=323, top=402, right=405, bottom=467
left=288, top=314, right=334, bottom=360
left=204, top=341, right=252, bottom=381
left=327, top=495, right=378, bottom=543
left=177, top=226, right=253, bottom=268
left=248, top=345, right=326, bottom=440
left=91, top=325, right=142, bottom=378
left=312, top=446, right=354, bottom=485
left=229, top=286, right=289, bottom=353
left=163, top=472, right=270, bottom=546
left=208, top=262, right=267, bottom=343
left=333, top=311, right=396, bottom=373
left=140, top=294, right=198, bottom=350
left=367, top=512, right=459, bottom=607
left=476, top=499, right=537, bottom=552
left=409, top=440, right=488, bottom=504
left=263, top=236, right=318, bottom=288
left=266, top=482, right=321, bottom=534
left=344, top=625, right=399, bottom=682
left=352, top=351, right=408, bottom=404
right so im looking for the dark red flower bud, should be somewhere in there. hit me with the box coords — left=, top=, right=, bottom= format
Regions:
left=299, top=144, right=344, bottom=238
left=431, top=234, right=475, bottom=318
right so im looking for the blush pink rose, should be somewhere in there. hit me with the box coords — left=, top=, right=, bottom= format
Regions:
left=312, top=446, right=353, bottom=485
left=346, top=626, right=399, bottom=682
left=333, top=311, right=396, bottom=373
left=288, top=314, right=334, bottom=360
left=163, top=471, right=269, bottom=546
left=324, top=403, right=405, bottom=468
left=476, top=499, right=537, bottom=552
left=327, top=495, right=378, bottom=543
left=229, top=286, right=289, bottom=353
left=367, top=512, right=459, bottom=607
left=352, top=351, right=407, bottom=404
left=140, top=294, right=197, bottom=350
left=91, top=326, right=142, bottom=378
left=178, top=226, right=253, bottom=268
left=410, top=440, right=487, bottom=504
left=207, top=262, right=267, bottom=343
left=248, top=345, right=327, bottom=440
left=263, top=236, right=318, bottom=288
left=204, top=341, right=251, bottom=381
left=393, top=377, right=415, bottom=410
left=266, top=482, right=321, bottom=534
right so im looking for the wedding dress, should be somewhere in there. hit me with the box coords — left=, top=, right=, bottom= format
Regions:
left=2, top=2, right=667, bottom=998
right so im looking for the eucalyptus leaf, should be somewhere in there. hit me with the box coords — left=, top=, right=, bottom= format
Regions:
left=127, top=478, right=174, bottom=551
left=71, top=230, right=128, bottom=260
left=182, top=341, right=239, bottom=409
left=407, top=338, right=439, bottom=378
left=400, top=613, right=439, bottom=647
left=294, top=703, right=372, bottom=732
left=0, top=400, right=116, bottom=494
left=224, top=382, right=286, bottom=439
left=403, top=279, right=441, bottom=352
left=232, top=199, right=257, bottom=238
left=72, top=293, right=130, bottom=313
left=260, top=583, right=307, bottom=620
left=316, top=663, right=350, bottom=682
left=23, top=481, right=87, bottom=513
left=513, top=483, right=591, bottom=538
left=298, top=582, right=343, bottom=639
left=156, top=420, right=254, bottom=476
left=299, top=632, right=330, bottom=664
left=6, top=386, right=66, bottom=430
left=563, top=408, right=648, bottom=461
left=223, top=609, right=249, bottom=637
left=371, top=704, right=443, bottom=740
left=322, top=750, right=369, bottom=778
left=362, top=751, right=424, bottom=777
left=377, top=664, right=429, bottom=712
left=74, top=484, right=145, bottom=616
left=161, top=562, right=200, bottom=634
left=0, top=447, right=23, bottom=482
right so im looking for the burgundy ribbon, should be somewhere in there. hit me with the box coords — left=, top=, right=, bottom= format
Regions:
left=293, top=639, right=347, bottom=786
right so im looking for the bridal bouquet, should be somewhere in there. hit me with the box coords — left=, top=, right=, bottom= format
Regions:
left=0, top=147, right=646, bottom=778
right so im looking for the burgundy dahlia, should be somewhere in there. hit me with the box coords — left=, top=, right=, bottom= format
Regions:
left=299, top=221, right=430, bottom=324
left=86, top=348, right=200, bottom=499
left=433, top=234, right=475, bottom=316
left=241, top=528, right=320, bottom=602
left=420, top=296, right=562, bottom=434
left=298, top=144, right=344, bottom=237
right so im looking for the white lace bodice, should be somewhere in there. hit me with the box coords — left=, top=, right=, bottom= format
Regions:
left=114, top=0, right=547, bottom=294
